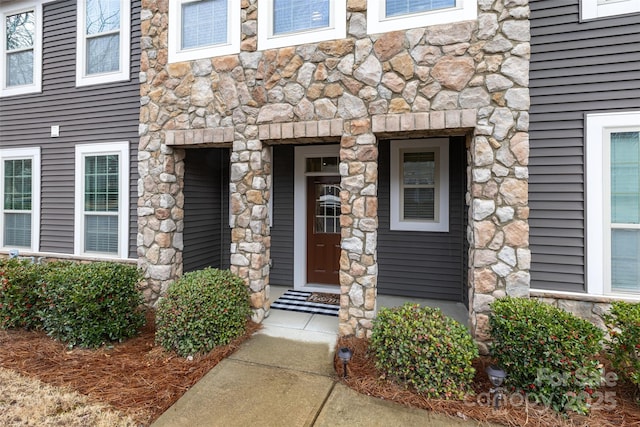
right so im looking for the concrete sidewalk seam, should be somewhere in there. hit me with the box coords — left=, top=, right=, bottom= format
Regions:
left=226, top=355, right=337, bottom=379
left=309, top=380, right=338, bottom=426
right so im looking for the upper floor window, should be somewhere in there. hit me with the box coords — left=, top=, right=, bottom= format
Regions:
left=258, top=0, right=346, bottom=50
left=0, top=2, right=42, bottom=97
left=367, top=0, right=477, bottom=34
left=169, top=0, right=240, bottom=63
left=76, top=0, right=130, bottom=86
left=0, top=147, right=41, bottom=252
left=582, top=0, right=640, bottom=20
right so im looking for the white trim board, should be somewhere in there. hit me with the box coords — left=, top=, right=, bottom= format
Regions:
left=293, top=144, right=341, bottom=294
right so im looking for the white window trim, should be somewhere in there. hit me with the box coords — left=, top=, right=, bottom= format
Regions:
left=367, top=0, right=477, bottom=34
left=74, top=142, right=129, bottom=259
left=582, top=0, right=640, bottom=20
left=390, top=138, right=449, bottom=232
left=168, top=0, right=240, bottom=63
left=258, top=0, right=346, bottom=51
left=0, top=1, right=43, bottom=97
left=76, top=0, right=130, bottom=86
left=586, top=111, right=640, bottom=296
left=0, top=147, right=41, bottom=252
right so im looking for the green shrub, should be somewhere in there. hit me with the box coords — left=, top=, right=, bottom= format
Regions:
left=155, top=268, right=251, bottom=357
left=38, top=262, right=145, bottom=348
left=604, top=301, right=640, bottom=392
left=490, top=297, right=604, bottom=414
left=370, top=303, right=478, bottom=399
left=0, top=259, right=45, bottom=329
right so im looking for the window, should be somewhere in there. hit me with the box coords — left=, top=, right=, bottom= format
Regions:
left=0, top=147, right=40, bottom=252
left=258, top=0, right=346, bottom=50
left=74, top=142, right=129, bottom=258
left=76, top=0, right=130, bottom=86
left=0, top=2, right=42, bottom=97
left=367, top=0, right=477, bottom=34
left=169, top=0, right=240, bottom=63
left=582, top=0, right=640, bottom=20
left=586, top=111, right=640, bottom=295
left=390, top=139, right=449, bottom=232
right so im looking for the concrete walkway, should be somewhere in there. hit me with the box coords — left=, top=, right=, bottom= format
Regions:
left=152, top=313, right=490, bottom=427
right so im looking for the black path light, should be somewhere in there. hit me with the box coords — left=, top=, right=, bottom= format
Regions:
left=486, top=365, right=507, bottom=409
left=337, top=347, right=353, bottom=378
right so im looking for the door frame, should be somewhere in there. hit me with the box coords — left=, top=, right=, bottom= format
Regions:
left=293, top=144, right=341, bottom=293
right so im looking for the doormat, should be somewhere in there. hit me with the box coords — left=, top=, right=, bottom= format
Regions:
left=271, top=290, right=339, bottom=317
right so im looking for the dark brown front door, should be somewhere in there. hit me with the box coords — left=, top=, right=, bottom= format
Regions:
left=307, top=176, right=341, bottom=285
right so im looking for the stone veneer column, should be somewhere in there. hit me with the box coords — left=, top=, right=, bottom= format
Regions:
left=468, top=128, right=531, bottom=354
left=339, top=119, right=378, bottom=338
left=229, top=136, right=272, bottom=323
left=137, top=134, right=186, bottom=303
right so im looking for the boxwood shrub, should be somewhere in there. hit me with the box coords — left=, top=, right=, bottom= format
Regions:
left=370, top=303, right=478, bottom=399
left=490, top=297, right=604, bottom=414
left=0, top=259, right=45, bottom=329
left=39, top=262, right=145, bottom=348
left=155, top=268, right=251, bottom=357
left=604, top=301, right=640, bottom=393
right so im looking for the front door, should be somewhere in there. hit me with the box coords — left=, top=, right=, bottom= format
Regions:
left=306, top=176, right=341, bottom=285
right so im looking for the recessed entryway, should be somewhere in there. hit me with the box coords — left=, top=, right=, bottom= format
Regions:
left=293, top=145, right=341, bottom=294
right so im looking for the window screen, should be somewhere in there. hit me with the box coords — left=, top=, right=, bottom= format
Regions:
left=5, top=10, right=35, bottom=86
left=181, top=0, right=228, bottom=49
left=3, top=158, right=32, bottom=247
left=84, top=154, right=119, bottom=253
left=402, top=151, right=436, bottom=220
left=385, top=0, right=455, bottom=17
left=611, top=131, right=640, bottom=292
left=273, top=0, right=330, bottom=35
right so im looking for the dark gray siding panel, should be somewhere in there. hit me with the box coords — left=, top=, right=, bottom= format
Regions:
left=221, top=152, right=230, bottom=270
left=377, top=137, right=466, bottom=302
left=183, top=149, right=229, bottom=272
left=529, top=0, right=640, bottom=292
left=269, top=145, right=295, bottom=285
left=0, top=0, right=141, bottom=258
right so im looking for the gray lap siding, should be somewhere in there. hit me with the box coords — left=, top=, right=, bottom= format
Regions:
left=182, top=148, right=231, bottom=273
left=529, top=0, right=640, bottom=292
left=0, top=0, right=141, bottom=258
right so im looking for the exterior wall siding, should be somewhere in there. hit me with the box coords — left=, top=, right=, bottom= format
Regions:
left=183, top=148, right=230, bottom=272
left=529, top=0, right=640, bottom=293
left=0, top=0, right=141, bottom=258
left=378, top=137, right=466, bottom=302
left=269, top=145, right=295, bottom=286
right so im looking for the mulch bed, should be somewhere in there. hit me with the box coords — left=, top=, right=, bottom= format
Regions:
left=334, top=336, right=640, bottom=427
left=0, top=310, right=260, bottom=425
left=3, top=312, right=640, bottom=426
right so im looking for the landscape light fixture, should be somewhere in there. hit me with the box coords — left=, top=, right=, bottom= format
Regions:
left=486, top=365, right=507, bottom=409
left=337, top=347, right=353, bottom=378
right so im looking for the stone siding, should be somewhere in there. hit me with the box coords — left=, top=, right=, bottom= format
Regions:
left=531, top=291, right=618, bottom=331
left=138, top=0, right=531, bottom=342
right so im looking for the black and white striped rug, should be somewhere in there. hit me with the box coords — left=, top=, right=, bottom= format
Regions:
left=271, top=290, right=339, bottom=317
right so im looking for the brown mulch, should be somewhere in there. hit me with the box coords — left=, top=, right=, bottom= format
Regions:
left=3, top=314, right=640, bottom=427
left=334, top=336, right=640, bottom=427
left=0, top=310, right=260, bottom=425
